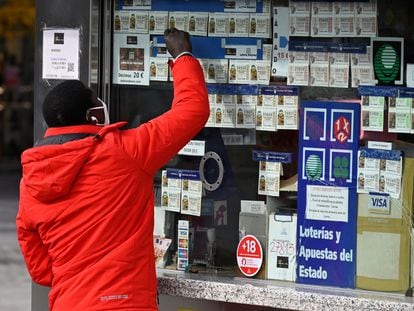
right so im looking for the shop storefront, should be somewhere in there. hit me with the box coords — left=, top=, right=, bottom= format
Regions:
left=33, top=0, right=414, bottom=310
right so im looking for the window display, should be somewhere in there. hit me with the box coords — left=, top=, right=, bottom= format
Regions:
left=111, top=0, right=414, bottom=297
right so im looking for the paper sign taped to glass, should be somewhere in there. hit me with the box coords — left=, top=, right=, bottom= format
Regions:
left=113, top=33, right=150, bottom=85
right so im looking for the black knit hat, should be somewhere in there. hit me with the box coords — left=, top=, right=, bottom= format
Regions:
left=42, top=80, right=94, bottom=127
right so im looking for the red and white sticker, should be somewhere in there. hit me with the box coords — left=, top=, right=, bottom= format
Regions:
left=333, top=116, right=351, bottom=143
left=237, top=235, right=263, bottom=277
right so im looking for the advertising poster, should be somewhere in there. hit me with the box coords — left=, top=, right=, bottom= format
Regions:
left=113, top=33, right=150, bottom=85
left=42, top=28, right=80, bottom=80
left=297, top=101, right=360, bottom=288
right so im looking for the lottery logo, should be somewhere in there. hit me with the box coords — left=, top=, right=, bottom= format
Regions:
left=374, top=44, right=400, bottom=84
left=334, top=116, right=350, bottom=143
left=333, top=156, right=349, bottom=179
left=305, top=154, right=322, bottom=181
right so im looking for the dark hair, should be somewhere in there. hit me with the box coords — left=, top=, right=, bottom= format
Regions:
left=43, top=80, right=94, bottom=127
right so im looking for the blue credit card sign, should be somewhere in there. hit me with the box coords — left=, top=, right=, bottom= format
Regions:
left=297, top=101, right=360, bottom=288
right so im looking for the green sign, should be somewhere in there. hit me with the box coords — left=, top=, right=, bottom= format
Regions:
left=305, top=154, right=322, bottom=181
left=371, top=37, right=404, bottom=85
left=333, top=156, right=349, bottom=179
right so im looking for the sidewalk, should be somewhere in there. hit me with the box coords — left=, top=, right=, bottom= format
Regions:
left=0, top=168, right=31, bottom=311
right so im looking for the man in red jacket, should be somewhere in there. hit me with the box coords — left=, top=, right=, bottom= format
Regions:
left=16, top=28, right=209, bottom=310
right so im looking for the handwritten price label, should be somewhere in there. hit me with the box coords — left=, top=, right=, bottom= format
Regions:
left=269, top=239, right=295, bottom=256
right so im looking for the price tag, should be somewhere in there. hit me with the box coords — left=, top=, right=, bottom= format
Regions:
left=237, top=235, right=263, bottom=277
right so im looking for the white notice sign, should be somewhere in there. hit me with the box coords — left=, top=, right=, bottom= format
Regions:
left=42, top=29, right=80, bottom=80
left=178, top=140, right=206, bottom=156
left=306, top=185, right=349, bottom=222
left=113, top=33, right=150, bottom=86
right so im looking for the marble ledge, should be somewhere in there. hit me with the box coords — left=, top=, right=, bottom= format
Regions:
left=157, top=269, right=414, bottom=311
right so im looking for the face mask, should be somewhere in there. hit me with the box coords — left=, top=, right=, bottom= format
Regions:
left=86, top=98, right=110, bottom=126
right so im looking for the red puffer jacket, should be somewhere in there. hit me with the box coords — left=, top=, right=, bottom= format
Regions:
left=16, top=56, right=209, bottom=311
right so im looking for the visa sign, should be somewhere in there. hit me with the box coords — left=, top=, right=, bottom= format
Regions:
left=368, top=193, right=390, bottom=214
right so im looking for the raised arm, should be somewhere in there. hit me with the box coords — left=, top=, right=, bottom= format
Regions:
left=123, top=28, right=209, bottom=174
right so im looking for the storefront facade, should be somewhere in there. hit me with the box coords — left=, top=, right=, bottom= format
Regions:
left=33, top=0, right=414, bottom=310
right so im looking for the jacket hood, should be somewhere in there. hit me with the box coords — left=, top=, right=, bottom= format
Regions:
left=21, top=122, right=126, bottom=202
